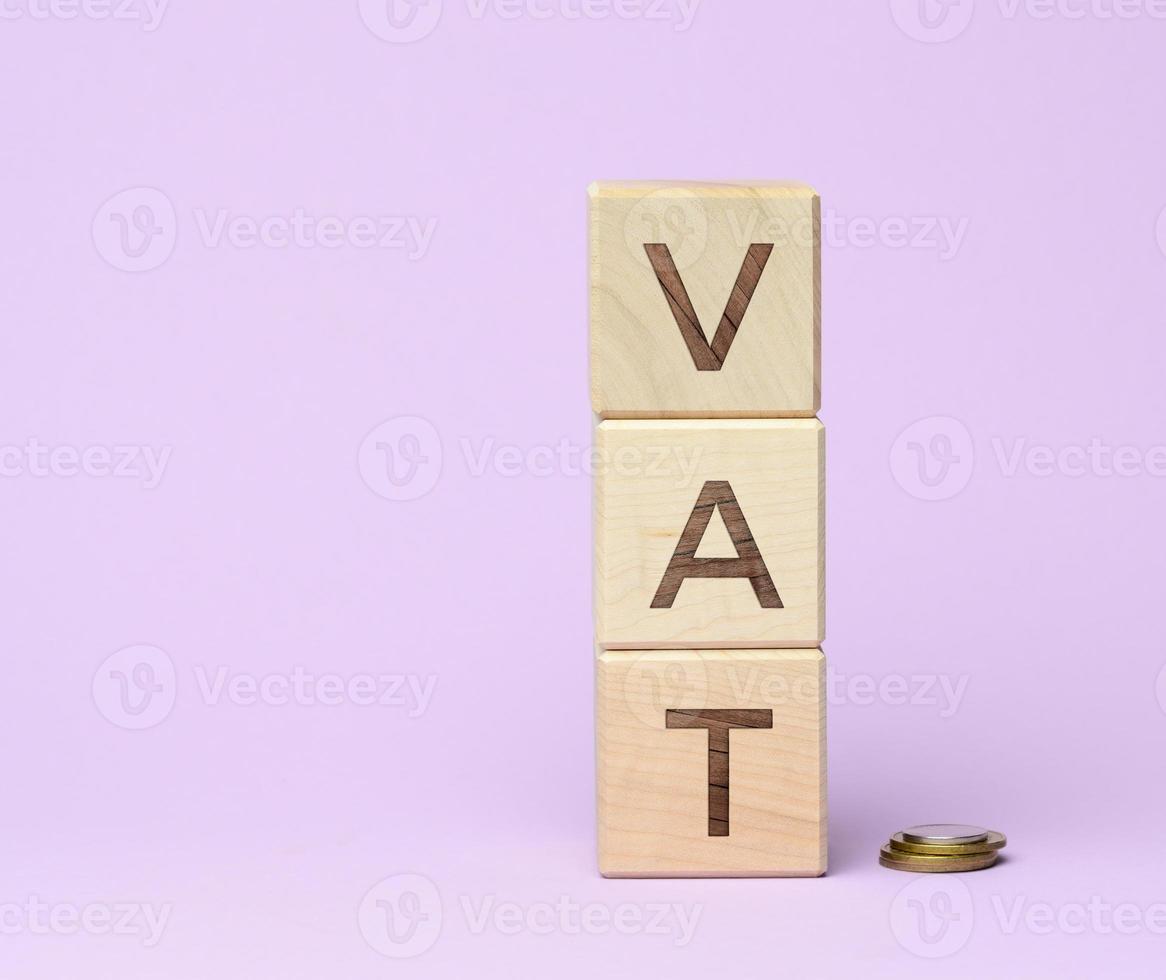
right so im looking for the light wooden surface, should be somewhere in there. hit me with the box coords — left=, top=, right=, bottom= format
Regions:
left=595, top=420, right=824, bottom=649
left=598, top=649, right=827, bottom=878
left=590, top=181, right=820, bottom=419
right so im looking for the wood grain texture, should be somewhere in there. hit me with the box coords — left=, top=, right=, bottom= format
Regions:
left=595, top=420, right=824, bottom=649
left=590, top=181, right=820, bottom=419
left=598, top=649, right=827, bottom=878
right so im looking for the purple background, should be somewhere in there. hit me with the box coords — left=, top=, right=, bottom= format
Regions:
left=4, top=0, right=1166, bottom=975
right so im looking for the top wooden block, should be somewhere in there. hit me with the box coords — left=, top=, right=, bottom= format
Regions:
left=589, top=181, right=820, bottom=419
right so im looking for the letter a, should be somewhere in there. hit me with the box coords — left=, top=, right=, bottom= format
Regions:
left=652, top=480, right=782, bottom=608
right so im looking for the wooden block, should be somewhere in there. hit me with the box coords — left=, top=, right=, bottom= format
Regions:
left=595, top=419, right=824, bottom=649
left=589, top=181, right=820, bottom=419
left=597, top=649, right=827, bottom=877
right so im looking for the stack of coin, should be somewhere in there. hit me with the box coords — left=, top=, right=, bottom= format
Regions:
left=879, top=824, right=1006, bottom=872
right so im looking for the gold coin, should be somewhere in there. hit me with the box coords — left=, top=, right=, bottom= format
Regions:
left=889, top=830, right=1007, bottom=857
left=879, top=844, right=999, bottom=873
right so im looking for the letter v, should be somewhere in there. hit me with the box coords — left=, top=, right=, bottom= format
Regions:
left=643, top=243, right=773, bottom=370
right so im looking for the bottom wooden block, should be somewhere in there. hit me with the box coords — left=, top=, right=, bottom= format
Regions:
left=597, top=649, right=826, bottom=878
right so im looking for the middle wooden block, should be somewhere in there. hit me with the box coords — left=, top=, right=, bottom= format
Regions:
left=596, top=419, right=824, bottom=649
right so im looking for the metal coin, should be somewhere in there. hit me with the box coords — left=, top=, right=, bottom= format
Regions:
left=879, top=845, right=999, bottom=873
left=901, top=824, right=989, bottom=845
left=889, top=830, right=1006, bottom=857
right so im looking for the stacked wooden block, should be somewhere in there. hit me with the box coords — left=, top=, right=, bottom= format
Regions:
left=590, top=182, right=826, bottom=877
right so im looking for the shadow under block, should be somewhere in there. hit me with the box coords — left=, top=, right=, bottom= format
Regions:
left=595, top=419, right=824, bottom=649
left=589, top=181, right=820, bottom=419
left=597, top=649, right=827, bottom=878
